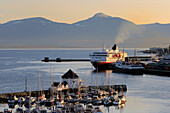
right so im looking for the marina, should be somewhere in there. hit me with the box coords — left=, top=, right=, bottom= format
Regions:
left=0, top=84, right=127, bottom=112
left=0, top=69, right=127, bottom=113
left=1, top=48, right=170, bottom=113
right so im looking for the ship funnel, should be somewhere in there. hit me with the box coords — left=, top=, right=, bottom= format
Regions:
left=112, top=44, right=118, bottom=50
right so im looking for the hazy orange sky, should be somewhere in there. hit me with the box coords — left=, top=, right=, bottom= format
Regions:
left=0, top=0, right=170, bottom=24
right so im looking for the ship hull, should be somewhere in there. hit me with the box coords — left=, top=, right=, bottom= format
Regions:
left=91, top=61, right=115, bottom=70
left=113, top=67, right=144, bottom=75
left=144, top=69, right=170, bottom=77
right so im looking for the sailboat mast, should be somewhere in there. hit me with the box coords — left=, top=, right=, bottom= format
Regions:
left=25, top=77, right=27, bottom=92
left=52, top=76, right=54, bottom=107
left=68, top=78, right=70, bottom=94
left=50, top=65, right=52, bottom=86
left=50, top=65, right=53, bottom=101
left=112, top=78, right=114, bottom=88
left=91, top=67, right=93, bottom=87
left=104, top=74, right=106, bottom=91
left=60, top=72, right=61, bottom=83
left=37, top=64, right=39, bottom=110
left=41, top=72, right=44, bottom=95
left=96, top=67, right=98, bottom=90
left=109, top=72, right=111, bottom=90
left=29, top=85, right=31, bottom=113
left=86, top=69, right=88, bottom=94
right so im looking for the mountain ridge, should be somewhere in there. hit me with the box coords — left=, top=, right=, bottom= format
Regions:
left=0, top=13, right=170, bottom=48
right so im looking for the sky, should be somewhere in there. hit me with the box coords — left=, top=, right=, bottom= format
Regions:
left=0, top=0, right=170, bottom=24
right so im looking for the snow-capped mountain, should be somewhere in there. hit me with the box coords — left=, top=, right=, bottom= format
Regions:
left=0, top=13, right=170, bottom=48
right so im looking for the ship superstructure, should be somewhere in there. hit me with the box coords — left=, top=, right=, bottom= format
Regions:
left=89, top=44, right=127, bottom=69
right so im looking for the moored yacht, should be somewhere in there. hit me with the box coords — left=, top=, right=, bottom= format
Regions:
left=89, top=44, right=127, bottom=70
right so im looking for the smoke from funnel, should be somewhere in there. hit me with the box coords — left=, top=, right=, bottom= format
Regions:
left=114, top=23, right=134, bottom=44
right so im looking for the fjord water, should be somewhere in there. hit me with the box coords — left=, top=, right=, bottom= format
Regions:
left=0, top=48, right=170, bottom=113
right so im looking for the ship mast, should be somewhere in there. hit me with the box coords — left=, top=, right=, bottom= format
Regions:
left=103, top=42, right=106, bottom=50
left=134, top=48, right=136, bottom=63
left=123, top=47, right=124, bottom=59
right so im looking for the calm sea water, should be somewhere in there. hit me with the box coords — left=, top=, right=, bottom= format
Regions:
left=0, top=48, right=170, bottom=113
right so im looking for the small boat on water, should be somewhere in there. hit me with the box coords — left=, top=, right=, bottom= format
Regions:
left=74, top=103, right=84, bottom=112
left=103, top=99, right=113, bottom=106
left=89, top=44, right=127, bottom=70
left=92, top=96, right=103, bottom=105
left=8, top=96, right=18, bottom=104
left=113, top=98, right=121, bottom=105
left=118, top=94, right=126, bottom=104
left=55, top=104, right=64, bottom=113
left=92, top=107, right=103, bottom=113
left=114, top=61, right=144, bottom=75
left=84, top=104, right=94, bottom=112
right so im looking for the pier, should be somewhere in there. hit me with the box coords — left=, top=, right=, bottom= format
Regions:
left=0, top=84, right=127, bottom=104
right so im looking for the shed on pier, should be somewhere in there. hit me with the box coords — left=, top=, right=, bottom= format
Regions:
left=62, top=69, right=79, bottom=89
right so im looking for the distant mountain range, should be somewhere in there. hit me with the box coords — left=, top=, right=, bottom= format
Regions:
left=0, top=13, right=170, bottom=48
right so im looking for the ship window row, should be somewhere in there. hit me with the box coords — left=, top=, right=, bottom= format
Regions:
left=92, top=57, right=106, bottom=59
left=93, top=52, right=107, bottom=54
left=90, top=55, right=107, bottom=56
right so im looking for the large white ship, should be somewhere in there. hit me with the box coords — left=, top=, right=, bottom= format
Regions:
left=89, top=44, right=127, bottom=69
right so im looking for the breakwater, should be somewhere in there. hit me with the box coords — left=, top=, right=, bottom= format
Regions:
left=42, top=57, right=90, bottom=62
left=42, top=56, right=152, bottom=62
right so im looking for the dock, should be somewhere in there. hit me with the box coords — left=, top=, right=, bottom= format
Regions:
left=144, top=69, right=170, bottom=77
left=0, top=84, right=127, bottom=103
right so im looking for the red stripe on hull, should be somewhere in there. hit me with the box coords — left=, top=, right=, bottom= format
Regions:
left=92, top=62, right=114, bottom=65
left=91, top=61, right=115, bottom=69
